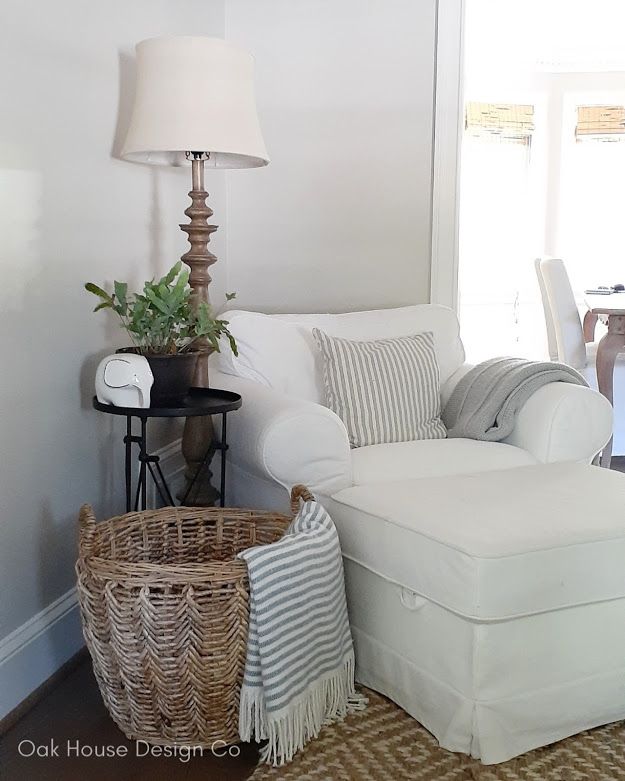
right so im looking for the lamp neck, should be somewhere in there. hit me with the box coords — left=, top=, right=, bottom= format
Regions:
left=191, top=157, right=204, bottom=191
left=186, top=150, right=210, bottom=191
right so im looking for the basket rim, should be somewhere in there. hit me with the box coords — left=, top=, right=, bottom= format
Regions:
left=77, top=506, right=293, bottom=580
left=78, top=509, right=292, bottom=578
left=100, top=506, right=293, bottom=525
left=80, top=505, right=291, bottom=546
left=77, top=555, right=250, bottom=575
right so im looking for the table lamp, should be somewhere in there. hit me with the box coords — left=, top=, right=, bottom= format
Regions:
left=121, top=35, right=269, bottom=504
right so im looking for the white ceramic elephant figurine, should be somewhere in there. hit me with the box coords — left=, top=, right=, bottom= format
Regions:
left=95, top=354, right=153, bottom=408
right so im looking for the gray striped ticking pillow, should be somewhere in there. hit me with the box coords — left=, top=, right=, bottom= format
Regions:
left=313, top=329, right=447, bottom=448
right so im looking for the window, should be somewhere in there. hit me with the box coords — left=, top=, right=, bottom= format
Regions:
left=458, top=102, right=544, bottom=362
left=560, top=101, right=625, bottom=293
left=456, top=0, right=625, bottom=363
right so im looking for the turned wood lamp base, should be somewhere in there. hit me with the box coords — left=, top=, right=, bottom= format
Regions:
left=179, top=152, right=220, bottom=506
left=118, top=37, right=268, bottom=504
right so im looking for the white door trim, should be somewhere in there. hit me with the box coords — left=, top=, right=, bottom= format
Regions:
left=430, top=0, right=465, bottom=310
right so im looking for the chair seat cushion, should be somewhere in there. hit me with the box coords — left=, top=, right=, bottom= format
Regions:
left=351, top=438, right=537, bottom=485
left=328, top=462, right=625, bottom=620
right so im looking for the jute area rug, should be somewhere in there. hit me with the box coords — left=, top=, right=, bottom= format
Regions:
left=250, top=688, right=625, bottom=781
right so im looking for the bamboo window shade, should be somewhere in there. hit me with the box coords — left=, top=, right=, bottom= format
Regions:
left=465, top=102, right=534, bottom=144
left=576, top=105, right=625, bottom=141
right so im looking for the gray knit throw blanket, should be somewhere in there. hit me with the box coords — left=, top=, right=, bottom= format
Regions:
left=238, top=498, right=366, bottom=766
left=442, top=357, right=587, bottom=442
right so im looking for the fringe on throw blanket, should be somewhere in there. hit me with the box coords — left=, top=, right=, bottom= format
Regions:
left=239, top=653, right=366, bottom=765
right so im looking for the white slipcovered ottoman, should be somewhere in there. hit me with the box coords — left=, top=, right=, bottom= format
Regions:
left=326, top=462, right=625, bottom=764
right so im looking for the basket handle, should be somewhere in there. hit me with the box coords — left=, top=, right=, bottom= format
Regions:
left=290, top=485, right=315, bottom=516
left=78, top=504, right=97, bottom=555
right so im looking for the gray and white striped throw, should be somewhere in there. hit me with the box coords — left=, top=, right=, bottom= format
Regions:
left=238, top=498, right=366, bottom=765
left=313, top=328, right=447, bottom=448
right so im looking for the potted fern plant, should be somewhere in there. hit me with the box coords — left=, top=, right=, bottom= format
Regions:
left=86, top=262, right=237, bottom=405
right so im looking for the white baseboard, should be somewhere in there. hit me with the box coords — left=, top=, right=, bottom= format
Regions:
left=0, top=587, right=83, bottom=721
left=149, top=438, right=186, bottom=508
left=0, top=438, right=187, bottom=721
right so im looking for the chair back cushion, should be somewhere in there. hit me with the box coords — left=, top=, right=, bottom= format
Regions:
left=215, top=304, right=465, bottom=404
left=534, top=258, right=558, bottom=361
left=539, top=258, right=587, bottom=369
left=313, top=329, right=447, bottom=447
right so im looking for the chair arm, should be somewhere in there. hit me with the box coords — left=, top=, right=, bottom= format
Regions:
left=211, top=372, right=352, bottom=495
left=442, top=363, right=612, bottom=463
left=502, top=383, right=612, bottom=463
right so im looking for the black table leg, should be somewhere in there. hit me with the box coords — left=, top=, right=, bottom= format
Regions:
left=147, top=459, right=175, bottom=506
left=153, top=457, right=176, bottom=506
left=180, top=439, right=215, bottom=505
left=220, top=412, right=227, bottom=508
left=133, top=474, right=142, bottom=512
left=124, top=416, right=132, bottom=513
left=139, top=417, right=147, bottom=511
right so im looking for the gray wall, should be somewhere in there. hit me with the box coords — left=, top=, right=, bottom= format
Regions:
left=0, top=0, right=226, bottom=717
left=0, top=0, right=440, bottom=716
left=225, top=0, right=437, bottom=313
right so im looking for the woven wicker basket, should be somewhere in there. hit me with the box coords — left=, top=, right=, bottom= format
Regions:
left=76, top=487, right=311, bottom=747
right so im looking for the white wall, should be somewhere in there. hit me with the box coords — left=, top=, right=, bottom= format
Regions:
left=0, top=0, right=442, bottom=717
left=0, top=0, right=226, bottom=719
left=225, top=0, right=437, bottom=313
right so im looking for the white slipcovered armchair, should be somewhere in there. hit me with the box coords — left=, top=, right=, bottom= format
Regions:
left=210, top=304, right=625, bottom=764
left=210, top=304, right=612, bottom=510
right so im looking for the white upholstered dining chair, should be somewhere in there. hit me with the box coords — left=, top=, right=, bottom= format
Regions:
left=536, top=257, right=625, bottom=455
left=534, top=258, right=558, bottom=362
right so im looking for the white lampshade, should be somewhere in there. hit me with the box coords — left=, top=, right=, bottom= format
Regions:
left=121, top=36, right=269, bottom=168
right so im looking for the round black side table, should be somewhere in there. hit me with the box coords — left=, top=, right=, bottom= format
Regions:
left=93, top=388, right=242, bottom=511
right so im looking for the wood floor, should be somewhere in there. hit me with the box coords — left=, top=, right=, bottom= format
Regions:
left=0, top=657, right=260, bottom=781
